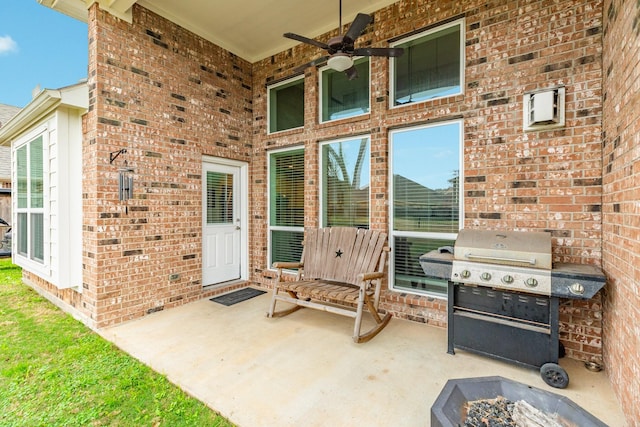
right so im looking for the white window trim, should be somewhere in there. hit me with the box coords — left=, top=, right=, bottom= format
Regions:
left=387, top=119, right=464, bottom=298
left=12, top=124, right=51, bottom=278
left=318, top=57, right=371, bottom=124
left=267, top=75, right=305, bottom=135
left=319, top=135, right=371, bottom=228
left=267, top=146, right=305, bottom=270
left=389, top=18, right=466, bottom=110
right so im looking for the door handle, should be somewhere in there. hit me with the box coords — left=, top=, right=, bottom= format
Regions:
left=235, top=226, right=241, bottom=230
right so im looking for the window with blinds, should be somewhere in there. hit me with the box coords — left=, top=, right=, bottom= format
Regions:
left=391, top=19, right=464, bottom=107
left=15, top=135, right=45, bottom=262
left=206, top=171, right=234, bottom=224
left=320, top=57, right=370, bottom=123
left=268, top=76, right=305, bottom=133
left=321, top=136, right=370, bottom=228
left=269, top=148, right=304, bottom=266
left=389, top=121, right=462, bottom=296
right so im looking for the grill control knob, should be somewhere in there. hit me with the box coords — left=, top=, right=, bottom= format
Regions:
left=569, top=282, right=585, bottom=296
left=525, top=277, right=539, bottom=288
left=480, top=272, right=492, bottom=281
left=502, top=274, right=514, bottom=284
left=460, top=270, right=471, bottom=279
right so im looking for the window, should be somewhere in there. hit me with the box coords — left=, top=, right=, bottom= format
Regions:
left=389, top=121, right=463, bottom=296
left=205, top=171, right=234, bottom=224
left=320, top=136, right=370, bottom=227
left=391, top=19, right=464, bottom=107
left=16, top=134, right=45, bottom=263
left=320, top=57, right=370, bottom=122
left=268, top=76, right=305, bottom=133
left=268, top=148, right=305, bottom=266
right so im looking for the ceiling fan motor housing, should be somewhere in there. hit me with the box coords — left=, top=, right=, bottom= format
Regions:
left=328, top=35, right=351, bottom=54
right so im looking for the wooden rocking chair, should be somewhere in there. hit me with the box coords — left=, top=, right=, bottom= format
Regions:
left=267, top=227, right=391, bottom=343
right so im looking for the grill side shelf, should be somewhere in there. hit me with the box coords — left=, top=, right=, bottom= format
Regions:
left=551, top=263, right=606, bottom=299
left=419, top=250, right=452, bottom=280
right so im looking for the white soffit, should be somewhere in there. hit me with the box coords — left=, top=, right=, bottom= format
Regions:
left=43, top=0, right=401, bottom=62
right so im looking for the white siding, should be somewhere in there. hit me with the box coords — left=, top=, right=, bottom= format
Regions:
left=55, top=107, right=83, bottom=290
left=48, top=125, right=57, bottom=281
left=10, top=107, right=83, bottom=290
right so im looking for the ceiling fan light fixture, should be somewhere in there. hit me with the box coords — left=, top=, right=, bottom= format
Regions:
left=327, top=53, right=353, bottom=72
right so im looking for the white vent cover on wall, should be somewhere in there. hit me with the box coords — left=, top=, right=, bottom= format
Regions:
left=523, top=87, right=565, bottom=131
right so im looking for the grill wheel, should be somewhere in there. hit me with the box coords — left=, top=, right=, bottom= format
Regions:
left=540, top=362, right=569, bottom=388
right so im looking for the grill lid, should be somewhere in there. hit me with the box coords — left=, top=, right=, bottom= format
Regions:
left=454, top=229, right=552, bottom=270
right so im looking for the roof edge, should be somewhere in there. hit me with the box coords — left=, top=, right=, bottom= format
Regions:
left=0, top=82, right=89, bottom=145
left=38, top=0, right=89, bottom=23
left=38, top=0, right=135, bottom=24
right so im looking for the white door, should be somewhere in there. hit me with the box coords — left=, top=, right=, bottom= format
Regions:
left=202, top=162, right=241, bottom=285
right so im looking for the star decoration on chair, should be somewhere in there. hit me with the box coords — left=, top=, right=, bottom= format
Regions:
left=335, top=249, right=343, bottom=258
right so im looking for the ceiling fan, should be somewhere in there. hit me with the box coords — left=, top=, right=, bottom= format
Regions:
left=283, top=0, right=404, bottom=80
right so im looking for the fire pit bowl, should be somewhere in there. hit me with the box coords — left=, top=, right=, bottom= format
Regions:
left=431, top=376, right=607, bottom=427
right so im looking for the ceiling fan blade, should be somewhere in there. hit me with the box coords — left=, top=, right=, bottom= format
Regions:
left=284, top=32, right=330, bottom=50
left=344, top=65, right=359, bottom=80
left=344, top=13, right=372, bottom=44
left=352, top=47, right=405, bottom=57
left=294, top=56, right=330, bottom=73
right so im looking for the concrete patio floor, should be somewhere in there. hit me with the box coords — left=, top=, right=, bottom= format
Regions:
left=100, top=288, right=626, bottom=427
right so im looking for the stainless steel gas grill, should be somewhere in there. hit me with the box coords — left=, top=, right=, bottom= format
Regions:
left=419, top=229, right=606, bottom=389
left=451, top=229, right=552, bottom=295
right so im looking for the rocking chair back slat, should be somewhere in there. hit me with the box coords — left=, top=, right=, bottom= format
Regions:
left=302, top=227, right=384, bottom=284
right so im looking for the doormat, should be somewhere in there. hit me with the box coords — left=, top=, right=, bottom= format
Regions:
left=210, top=288, right=266, bottom=306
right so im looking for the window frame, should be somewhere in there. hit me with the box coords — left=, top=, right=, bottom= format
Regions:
left=318, top=56, right=371, bottom=124
left=319, top=135, right=371, bottom=228
left=388, top=120, right=464, bottom=298
left=12, top=125, right=50, bottom=275
left=389, top=18, right=465, bottom=110
left=267, top=146, right=305, bottom=269
left=267, top=75, right=305, bottom=135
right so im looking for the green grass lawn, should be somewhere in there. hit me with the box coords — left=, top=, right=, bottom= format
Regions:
left=0, top=258, right=235, bottom=427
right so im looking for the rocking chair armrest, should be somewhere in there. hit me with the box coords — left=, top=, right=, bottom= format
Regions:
left=357, top=271, right=385, bottom=284
left=272, top=261, right=303, bottom=270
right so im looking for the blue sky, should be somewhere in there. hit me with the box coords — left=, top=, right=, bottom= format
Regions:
left=0, top=1, right=87, bottom=108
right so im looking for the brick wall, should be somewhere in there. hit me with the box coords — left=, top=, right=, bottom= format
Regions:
left=80, top=3, right=254, bottom=327
left=602, top=0, right=640, bottom=421
left=27, top=1, right=609, bottom=366
left=252, top=0, right=604, bottom=359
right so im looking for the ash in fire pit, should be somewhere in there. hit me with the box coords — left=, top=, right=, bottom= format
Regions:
left=464, top=396, right=515, bottom=426
left=464, top=396, right=566, bottom=426
left=431, top=376, right=607, bottom=427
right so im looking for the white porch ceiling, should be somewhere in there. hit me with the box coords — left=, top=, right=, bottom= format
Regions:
left=41, top=0, right=400, bottom=62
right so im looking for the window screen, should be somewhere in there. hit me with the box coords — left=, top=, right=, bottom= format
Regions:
left=269, top=148, right=304, bottom=265
left=392, top=124, right=460, bottom=233
left=15, top=135, right=45, bottom=262
left=390, top=121, right=462, bottom=296
left=394, top=236, right=454, bottom=294
left=320, top=57, right=370, bottom=122
left=206, top=172, right=233, bottom=224
left=321, top=137, right=370, bottom=228
left=268, top=77, right=305, bottom=133
left=392, top=20, right=463, bottom=106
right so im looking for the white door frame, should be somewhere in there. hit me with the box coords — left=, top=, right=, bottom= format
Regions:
left=202, top=155, right=249, bottom=285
